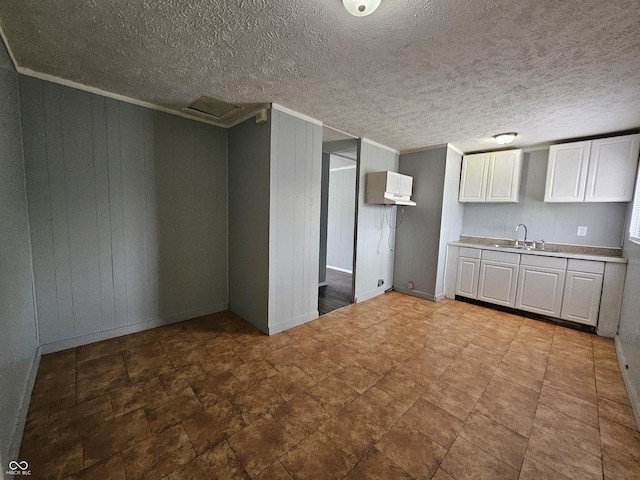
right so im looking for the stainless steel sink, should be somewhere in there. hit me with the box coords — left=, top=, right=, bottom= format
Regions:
left=492, top=244, right=557, bottom=253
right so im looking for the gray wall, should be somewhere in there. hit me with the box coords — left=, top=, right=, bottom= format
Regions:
left=20, top=77, right=228, bottom=351
left=354, top=141, right=399, bottom=302
left=326, top=156, right=356, bottom=272
left=394, top=147, right=448, bottom=299
left=617, top=204, right=640, bottom=427
left=462, top=149, right=628, bottom=247
left=268, top=109, right=323, bottom=333
left=228, top=116, right=271, bottom=333
left=0, top=42, right=39, bottom=471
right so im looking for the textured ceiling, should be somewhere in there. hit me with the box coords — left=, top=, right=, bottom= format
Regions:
left=1, top=0, right=639, bottom=152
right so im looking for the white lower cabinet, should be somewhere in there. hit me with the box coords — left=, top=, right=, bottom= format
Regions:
left=561, top=260, right=604, bottom=326
left=454, top=248, right=610, bottom=329
left=477, top=251, right=519, bottom=307
left=456, top=247, right=481, bottom=298
left=515, top=256, right=567, bottom=317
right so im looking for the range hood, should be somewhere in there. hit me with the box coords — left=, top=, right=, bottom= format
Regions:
left=365, top=171, right=417, bottom=206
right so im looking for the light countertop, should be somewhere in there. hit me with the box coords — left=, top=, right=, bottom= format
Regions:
left=449, top=241, right=628, bottom=264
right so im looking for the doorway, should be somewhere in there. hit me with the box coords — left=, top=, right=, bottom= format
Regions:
left=318, top=127, right=358, bottom=315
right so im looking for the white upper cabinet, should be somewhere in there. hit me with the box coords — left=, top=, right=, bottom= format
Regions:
left=585, top=135, right=640, bottom=202
left=545, top=133, right=640, bottom=203
left=459, top=153, right=490, bottom=202
left=459, top=149, right=523, bottom=203
left=544, top=141, right=591, bottom=202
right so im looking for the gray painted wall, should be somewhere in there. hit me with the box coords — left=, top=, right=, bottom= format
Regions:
left=617, top=204, right=640, bottom=427
left=394, top=148, right=447, bottom=299
left=318, top=153, right=330, bottom=285
left=20, top=77, right=228, bottom=351
left=326, top=156, right=356, bottom=272
left=0, top=44, right=39, bottom=471
left=354, top=141, right=399, bottom=302
left=268, top=109, right=323, bottom=333
left=462, top=149, right=628, bottom=247
left=228, top=116, right=271, bottom=333
left=394, top=146, right=463, bottom=301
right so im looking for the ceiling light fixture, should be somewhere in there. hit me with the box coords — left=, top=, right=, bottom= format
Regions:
left=342, top=0, right=381, bottom=17
left=494, top=132, right=518, bottom=145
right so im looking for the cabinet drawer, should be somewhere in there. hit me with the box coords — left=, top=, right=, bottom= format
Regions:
left=567, top=259, right=604, bottom=274
left=481, top=250, right=519, bottom=264
left=520, top=255, right=567, bottom=270
left=459, top=247, right=481, bottom=259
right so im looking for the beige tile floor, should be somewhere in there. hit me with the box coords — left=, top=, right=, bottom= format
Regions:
left=20, top=292, right=640, bottom=479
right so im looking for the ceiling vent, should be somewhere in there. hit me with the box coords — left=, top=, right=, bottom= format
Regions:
left=185, top=95, right=243, bottom=120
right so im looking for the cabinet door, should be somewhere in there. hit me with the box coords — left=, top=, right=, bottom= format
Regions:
left=515, top=266, right=565, bottom=317
left=561, top=271, right=604, bottom=326
left=486, top=150, right=523, bottom=202
left=478, top=261, right=519, bottom=307
left=456, top=257, right=480, bottom=299
left=585, top=134, right=640, bottom=202
left=544, top=141, right=591, bottom=202
left=459, top=153, right=490, bottom=202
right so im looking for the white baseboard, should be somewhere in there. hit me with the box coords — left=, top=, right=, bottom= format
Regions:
left=615, top=336, right=640, bottom=430
left=326, top=265, right=353, bottom=274
left=268, top=311, right=319, bottom=335
left=354, top=287, right=388, bottom=303
left=40, top=303, right=229, bottom=354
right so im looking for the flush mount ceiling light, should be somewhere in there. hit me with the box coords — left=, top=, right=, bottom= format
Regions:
left=494, top=132, right=518, bottom=145
left=343, top=0, right=382, bottom=17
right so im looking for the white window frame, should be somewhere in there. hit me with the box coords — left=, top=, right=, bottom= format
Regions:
left=630, top=164, right=640, bottom=245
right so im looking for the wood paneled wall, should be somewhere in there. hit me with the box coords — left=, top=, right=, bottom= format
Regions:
left=354, top=141, right=399, bottom=302
left=326, top=158, right=356, bottom=272
left=268, top=109, right=322, bottom=333
left=228, top=116, right=271, bottom=333
left=20, top=77, right=228, bottom=349
left=0, top=49, right=39, bottom=467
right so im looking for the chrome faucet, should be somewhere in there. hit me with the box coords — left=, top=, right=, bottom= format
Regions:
left=514, top=224, right=528, bottom=246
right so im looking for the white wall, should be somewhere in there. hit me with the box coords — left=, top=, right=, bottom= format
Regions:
left=354, top=140, right=400, bottom=302
left=435, top=147, right=464, bottom=298
left=326, top=155, right=356, bottom=272
left=462, top=149, right=628, bottom=247
left=20, top=77, right=228, bottom=352
left=268, top=108, right=323, bottom=333
left=617, top=202, right=640, bottom=427
left=0, top=41, right=39, bottom=472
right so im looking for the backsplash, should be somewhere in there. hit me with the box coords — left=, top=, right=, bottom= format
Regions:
left=461, top=149, right=628, bottom=248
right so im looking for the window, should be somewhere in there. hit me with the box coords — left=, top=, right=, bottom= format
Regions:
left=630, top=165, right=640, bottom=244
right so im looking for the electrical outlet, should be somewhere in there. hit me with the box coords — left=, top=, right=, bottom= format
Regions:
left=407, top=282, right=414, bottom=290
left=577, top=226, right=587, bottom=236
left=377, top=279, right=384, bottom=287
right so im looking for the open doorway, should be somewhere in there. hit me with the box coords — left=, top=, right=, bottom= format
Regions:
left=319, top=127, right=358, bottom=315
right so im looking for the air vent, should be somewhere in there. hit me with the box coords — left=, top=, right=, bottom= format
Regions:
left=186, top=96, right=243, bottom=120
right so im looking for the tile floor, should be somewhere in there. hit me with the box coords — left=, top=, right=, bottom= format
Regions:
left=20, top=292, right=640, bottom=480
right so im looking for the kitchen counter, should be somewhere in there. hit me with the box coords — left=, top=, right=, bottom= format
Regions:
left=449, top=241, right=628, bottom=264
left=445, top=239, right=628, bottom=337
